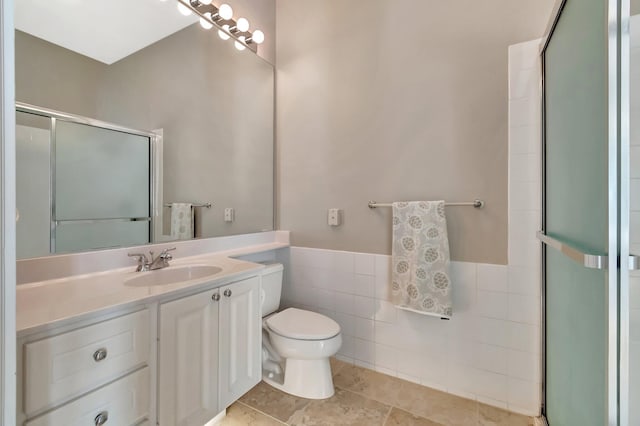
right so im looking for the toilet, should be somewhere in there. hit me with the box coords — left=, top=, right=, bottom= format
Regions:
left=260, top=262, right=342, bottom=399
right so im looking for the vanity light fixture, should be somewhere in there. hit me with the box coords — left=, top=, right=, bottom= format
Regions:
left=173, top=0, right=265, bottom=52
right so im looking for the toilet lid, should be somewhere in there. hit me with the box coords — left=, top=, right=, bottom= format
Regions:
left=266, top=308, right=341, bottom=340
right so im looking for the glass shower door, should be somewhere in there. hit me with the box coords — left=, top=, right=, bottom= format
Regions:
left=542, top=0, right=624, bottom=424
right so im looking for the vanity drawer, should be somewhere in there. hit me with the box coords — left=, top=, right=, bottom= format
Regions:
left=25, top=367, right=150, bottom=426
left=24, top=310, right=150, bottom=416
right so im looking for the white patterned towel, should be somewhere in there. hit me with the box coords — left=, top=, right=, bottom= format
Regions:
left=391, top=201, right=452, bottom=318
left=170, top=203, right=193, bottom=240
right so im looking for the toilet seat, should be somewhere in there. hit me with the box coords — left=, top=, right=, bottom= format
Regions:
left=266, top=308, right=340, bottom=340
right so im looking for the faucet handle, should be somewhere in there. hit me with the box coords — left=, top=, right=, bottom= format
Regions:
left=162, top=247, right=177, bottom=254
left=128, top=253, right=149, bottom=272
left=128, top=253, right=148, bottom=262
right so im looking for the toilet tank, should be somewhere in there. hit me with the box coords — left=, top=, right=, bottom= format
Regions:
left=259, top=262, right=283, bottom=316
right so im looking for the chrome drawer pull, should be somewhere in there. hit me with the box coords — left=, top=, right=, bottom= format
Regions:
left=212, top=293, right=221, bottom=301
left=94, top=411, right=109, bottom=425
left=93, top=348, right=108, bottom=362
left=224, top=289, right=232, bottom=297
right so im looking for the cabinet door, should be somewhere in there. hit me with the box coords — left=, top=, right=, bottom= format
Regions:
left=218, top=276, right=261, bottom=409
left=159, top=289, right=220, bottom=426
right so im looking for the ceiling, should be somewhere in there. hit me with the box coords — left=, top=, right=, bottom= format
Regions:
left=15, top=0, right=198, bottom=65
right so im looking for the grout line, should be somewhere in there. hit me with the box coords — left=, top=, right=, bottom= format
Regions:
left=235, top=400, right=289, bottom=425
left=381, top=405, right=393, bottom=426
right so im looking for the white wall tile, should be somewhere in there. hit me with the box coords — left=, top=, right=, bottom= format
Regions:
left=475, top=317, right=509, bottom=347
left=353, top=338, right=375, bottom=364
left=354, top=274, right=375, bottom=297
left=510, top=153, right=540, bottom=183
left=374, top=254, right=392, bottom=301
left=353, top=295, right=376, bottom=319
left=477, top=290, right=509, bottom=319
left=508, top=266, right=540, bottom=297
left=509, top=180, right=541, bottom=211
left=338, top=335, right=355, bottom=358
left=354, top=253, right=375, bottom=275
left=374, top=343, right=397, bottom=372
left=508, top=349, right=540, bottom=381
left=354, top=317, right=375, bottom=341
left=508, top=294, right=540, bottom=325
left=508, top=322, right=540, bottom=353
left=478, top=264, right=508, bottom=292
left=475, top=370, right=508, bottom=402
left=374, top=299, right=397, bottom=323
left=475, top=343, right=509, bottom=375
left=509, top=125, right=540, bottom=155
left=334, top=292, right=355, bottom=314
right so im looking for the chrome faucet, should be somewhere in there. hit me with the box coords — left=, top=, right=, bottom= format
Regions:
left=128, top=247, right=176, bottom=272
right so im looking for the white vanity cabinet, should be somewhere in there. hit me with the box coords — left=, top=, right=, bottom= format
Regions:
left=18, top=309, right=153, bottom=426
left=158, top=275, right=261, bottom=426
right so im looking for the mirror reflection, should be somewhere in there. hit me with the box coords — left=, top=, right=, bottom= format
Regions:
left=14, top=0, right=274, bottom=259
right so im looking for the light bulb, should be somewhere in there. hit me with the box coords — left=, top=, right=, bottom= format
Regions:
left=236, top=17, right=249, bottom=32
left=251, top=30, right=265, bottom=44
left=200, top=0, right=212, bottom=4
left=218, top=3, right=233, bottom=20
left=177, top=2, right=192, bottom=15
left=199, top=13, right=213, bottom=29
left=235, top=37, right=246, bottom=51
left=218, top=24, right=231, bottom=40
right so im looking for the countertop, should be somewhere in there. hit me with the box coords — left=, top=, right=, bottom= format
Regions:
left=17, top=253, right=266, bottom=336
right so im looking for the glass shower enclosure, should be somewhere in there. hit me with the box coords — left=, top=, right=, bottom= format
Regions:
left=16, top=104, right=157, bottom=257
left=541, top=0, right=636, bottom=424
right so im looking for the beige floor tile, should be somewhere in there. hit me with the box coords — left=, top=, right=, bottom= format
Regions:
left=478, top=404, right=534, bottom=426
left=287, top=388, right=391, bottom=426
left=384, top=407, right=444, bottom=426
left=239, top=382, right=312, bottom=423
left=219, top=403, right=285, bottom=426
left=395, top=381, right=478, bottom=426
left=333, top=364, right=403, bottom=406
left=330, top=357, right=349, bottom=377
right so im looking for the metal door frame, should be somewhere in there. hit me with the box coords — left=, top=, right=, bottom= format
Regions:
left=539, top=0, right=628, bottom=424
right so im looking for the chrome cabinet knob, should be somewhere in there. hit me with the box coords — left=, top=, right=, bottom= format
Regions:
left=94, top=411, right=108, bottom=425
left=93, top=348, right=108, bottom=362
left=212, top=293, right=220, bottom=301
left=224, top=289, right=232, bottom=297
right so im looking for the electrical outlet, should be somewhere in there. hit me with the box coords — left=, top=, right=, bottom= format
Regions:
left=328, top=208, right=342, bottom=226
left=224, top=208, right=234, bottom=222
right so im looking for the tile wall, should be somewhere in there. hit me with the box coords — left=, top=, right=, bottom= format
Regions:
left=275, top=39, right=543, bottom=416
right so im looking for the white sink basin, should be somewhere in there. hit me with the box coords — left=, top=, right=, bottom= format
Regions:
left=125, top=265, right=222, bottom=287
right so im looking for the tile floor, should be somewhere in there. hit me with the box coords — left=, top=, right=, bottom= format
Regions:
left=219, top=359, right=535, bottom=426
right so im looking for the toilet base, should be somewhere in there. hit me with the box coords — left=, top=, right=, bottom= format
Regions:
left=263, top=357, right=334, bottom=399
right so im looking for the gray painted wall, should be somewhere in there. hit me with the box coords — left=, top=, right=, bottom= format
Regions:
left=276, top=0, right=554, bottom=264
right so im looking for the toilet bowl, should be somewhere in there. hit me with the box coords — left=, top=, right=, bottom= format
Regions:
left=259, top=262, right=342, bottom=399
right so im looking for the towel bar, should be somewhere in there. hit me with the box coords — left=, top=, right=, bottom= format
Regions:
left=368, top=199, right=484, bottom=209
left=164, top=202, right=212, bottom=209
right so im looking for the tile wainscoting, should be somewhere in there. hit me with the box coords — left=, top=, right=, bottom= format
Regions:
left=278, top=247, right=540, bottom=416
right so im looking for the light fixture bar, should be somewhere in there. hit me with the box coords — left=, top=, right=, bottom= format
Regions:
left=176, top=0, right=262, bottom=53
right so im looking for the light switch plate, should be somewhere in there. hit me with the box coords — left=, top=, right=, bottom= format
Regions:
left=328, top=208, right=342, bottom=226
left=224, top=208, right=234, bottom=222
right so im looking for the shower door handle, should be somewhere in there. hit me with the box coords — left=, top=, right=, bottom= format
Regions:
left=538, top=231, right=640, bottom=270
left=537, top=231, right=608, bottom=269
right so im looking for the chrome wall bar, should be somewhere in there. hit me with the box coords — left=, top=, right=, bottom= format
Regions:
left=368, top=199, right=484, bottom=209
left=164, top=203, right=212, bottom=209
left=536, top=231, right=608, bottom=269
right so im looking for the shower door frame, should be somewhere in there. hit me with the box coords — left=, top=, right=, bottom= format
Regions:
left=539, top=0, right=630, bottom=424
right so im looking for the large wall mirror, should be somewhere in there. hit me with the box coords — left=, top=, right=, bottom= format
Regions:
left=14, top=0, right=274, bottom=259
